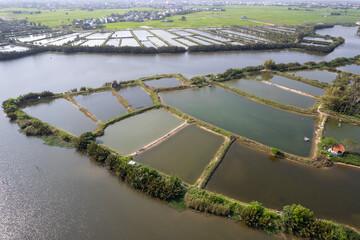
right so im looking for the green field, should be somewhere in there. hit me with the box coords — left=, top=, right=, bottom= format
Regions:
left=1, top=5, right=360, bottom=29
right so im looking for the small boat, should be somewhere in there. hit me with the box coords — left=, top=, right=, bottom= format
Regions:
left=304, top=137, right=310, bottom=142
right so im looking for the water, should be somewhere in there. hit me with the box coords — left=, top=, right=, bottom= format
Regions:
left=135, top=125, right=224, bottom=184
left=1, top=25, right=359, bottom=238
left=117, top=86, right=153, bottom=110
left=206, top=143, right=360, bottom=229
left=0, top=117, right=274, bottom=239
left=24, top=98, right=97, bottom=136
left=288, top=69, right=338, bottom=84
left=145, top=78, right=182, bottom=88
left=264, top=75, right=326, bottom=97
left=74, top=91, right=127, bottom=122
left=0, top=27, right=358, bottom=96
left=337, top=64, right=360, bottom=75
left=160, top=86, right=315, bottom=156
left=224, top=79, right=317, bottom=108
left=97, top=109, right=184, bottom=156
left=325, top=119, right=360, bottom=154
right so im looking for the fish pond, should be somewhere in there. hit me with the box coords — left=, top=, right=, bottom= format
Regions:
left=287, top=69, right=338, bottom=84
left=74, top=91, right=127, bottom=122
left=135, top=125, right=224, bottom=184
left=206, top=143, right=360, bottom=229
left=24, top=98, right=97, bottom=136
left=337, top=64, right=360, bottom=75
left=325, top=118, right=360, bottom=154
left=224, top=79, right=317, bottom=108
left=97, top=109, right=184, bottom=156
left=160, top=86, right=315, bottom=156
left=144, top=78, right=182, bottom=88
left=259, top=74, right=326, bottom=97
left=117, top=86, right=153, bottom=110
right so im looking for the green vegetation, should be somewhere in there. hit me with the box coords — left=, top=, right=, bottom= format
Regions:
left=270, top=147, right=283, bottom=156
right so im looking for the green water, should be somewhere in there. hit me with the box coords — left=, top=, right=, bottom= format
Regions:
left=135, top=125, right=224, bottom=184
left=117, top=86, right=153, bottom=110
left=74, top=91, right=127, bottom=122
left=160, top=86, right=315, bottom=156
left=24, top=98, right=97, bottom=136
left=97, top=109, right=184, bottom=156
left=288, top=70, right=338, bottom=84
left=206, top=143, right=360, bottom=229
left=145, top=78, right=182, bottom=88
left=325, top=118, right=360, bottom=153
left=225, top=79, right=317, bottom=108
left=263, top=74, right=326, bottom=97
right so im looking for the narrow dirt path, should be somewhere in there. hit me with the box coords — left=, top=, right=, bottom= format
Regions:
left=66, top=96, right=99, bottom=123
left=111, top=89, right=133, bottom=112
left=312, top=104, right=328, bottom=158
left=262, top=81, right=318, bottom=99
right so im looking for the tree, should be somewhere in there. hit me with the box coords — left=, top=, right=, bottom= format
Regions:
left=264, top=59, right=276, bottom=70
left=282, top=204, right=314, bottom=237
left=180, top=16, right=186, bottom=21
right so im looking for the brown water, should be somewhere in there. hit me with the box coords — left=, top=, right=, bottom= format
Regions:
left=135, top=125, right=224, bottom=184
left=206, top=143, right=360, bottom=229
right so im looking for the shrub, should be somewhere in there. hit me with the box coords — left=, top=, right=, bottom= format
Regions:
left=282, top=204, right=314, bottom=237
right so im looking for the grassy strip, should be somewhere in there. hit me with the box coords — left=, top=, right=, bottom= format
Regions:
left=213, top=81, right=318, bottom=115
left=276, top=71, right=329, bottom=89
left=139, top=81, right=162, bottom=105
left=195, top=137, right=234, bottom=189
left=110, top=89, right=133, bottom=112
left=321, top=108, right=360, bottom=125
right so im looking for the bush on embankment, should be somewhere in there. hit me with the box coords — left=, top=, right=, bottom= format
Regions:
left=185, top=187, right=360, bottom=239
left=75, top=132, right=184, bottom=200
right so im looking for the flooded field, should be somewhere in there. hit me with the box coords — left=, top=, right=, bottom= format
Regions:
left=135, top=125, right=224, bottom=184
left=337, top=64, right=360, bottom=75
left=117, top=87, right=153, bottom=110
left=145, top=78, right=182, bottom=88
left=206, top=143, right=360, bottom=229
left=160, top=86, right=315, bottom=156
left=224, top=79, right=317, bottom=108
left=74, top=91, right=127, bottom=122
left=263, top=74, right=326, bottom=96
left=288, top=69, right=338, bottom=84
left=24, top=98, right=97, bottom=136
left=325, top=119, right=360, bottom=154
left=97, top=109, right=183, bottom=156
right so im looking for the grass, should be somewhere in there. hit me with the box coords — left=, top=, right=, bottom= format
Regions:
left=2, top=6, right=360, bottom=29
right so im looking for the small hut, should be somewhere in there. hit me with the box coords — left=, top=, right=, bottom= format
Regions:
left=328, top=144, right=345, bottom=156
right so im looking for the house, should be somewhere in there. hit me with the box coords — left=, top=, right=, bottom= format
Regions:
left=328, top=144, right=345, bottom=156
left=241, top=16, right=247, bottom=19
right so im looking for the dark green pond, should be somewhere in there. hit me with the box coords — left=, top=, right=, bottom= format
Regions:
left=97, top=109, right=184, bottom=156
left=206, top=143, right=360, bottom=229
left=263, top=75, right=326, bottom=97
left=74, top=91, right=127, bottom=122
left=337, top=64, right=360, bottom=75
left=117, top=86, right=153, bottom=110
left=24, top=98, right=97, bottom=136
left=145, top=78, right=182, bottom=88
left=160, top=86, right=315, bottom=156
left=224, top=79, right=317, bottom=108
left=325, top=118, right=360, bottom=154
left=135, top=125, right=224, bottom=184
left=288, top=69, right=338, bottom=84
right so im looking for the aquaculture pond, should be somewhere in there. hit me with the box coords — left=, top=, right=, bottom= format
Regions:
left=260, top=74, right=326, bottom=97
left=24, top=98, right=97, bottom=136
left=117, top=86, right=153, bottom=110
left=206, top=143, right=360, bottom=229
left=74, top=91, right=127, bottom=122
left=224, top=79, right=317, bottom=108
left=287, top=69, right=338, bottom=84
left=144, top=78, right=182, bottom=88
left=325, top=119, right=360, bottom=154
left=160, top=86, right=315, bottom=156
left=135, top=125, right=224, bottom=184
left=337, top=64, right=360, bottom=75
left=97, top=109, right=184, bottom=156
